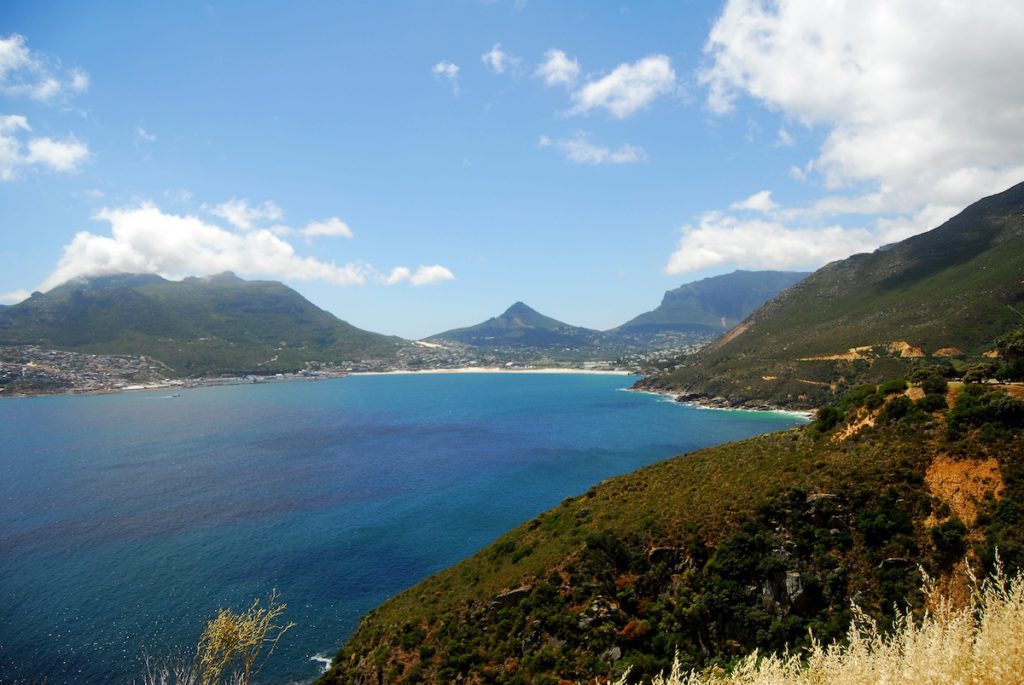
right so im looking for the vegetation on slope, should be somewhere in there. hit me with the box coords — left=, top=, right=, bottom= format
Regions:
left=624, top=564, right=1024, bottom=685
left=637, top=181, right=1024, bottom=408
left=319, top=376, right=1024, bottom=684
left=0, top=272, right=401, bottom=375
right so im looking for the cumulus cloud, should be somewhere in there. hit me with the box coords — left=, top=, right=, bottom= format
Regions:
left=700, top=0, right=1024, bottom=220
left=664, top=1, right=1024, bottom=276
left=36, top=202, right=455, bottom=292
left=538, top=132, right=646, bottom=165
left=0, top=114, right=89, bottom=181
left=432, top=61, right=460, bottom=93
left=665, top=211, right=876, bottom=275
left=301, top=217, right=354, bottom=240
left=730, top=190, right=777, bottom=212
left=481, top=43, right=519, bottom=74
left=0, top=33, right=90, bottom=103
left=383, top=265, right=456, bottom=286
left=39, top=204, right=371, bottom=291
left=571, top=55, right=676, bottom=118
left=0, top=288, right=30, bottom=304
left=208, top=198, right=284, bottom=230
left=535, top=49, right=579, bottom=87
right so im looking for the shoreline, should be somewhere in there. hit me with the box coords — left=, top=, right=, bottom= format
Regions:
left=352, top=367, right=635, bottom=377
left=630, top=386, right=815, bottom=420
left=1, top=367, right=636, bottom=398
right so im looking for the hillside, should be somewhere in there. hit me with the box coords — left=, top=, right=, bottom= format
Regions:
left=637, top=181, right=1024, bottom=408
left=430, top=302, right=603, bottom=350
left=614, top=270, right=808, bottom=335
left=0, top=272, right=402, bottom=375
left=319, top=380, right=1024, bottom=684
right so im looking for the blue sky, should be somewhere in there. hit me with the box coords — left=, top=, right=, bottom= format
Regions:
left=2, top=1, right=1023, bottom=338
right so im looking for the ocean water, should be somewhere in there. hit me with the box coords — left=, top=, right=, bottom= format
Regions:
left=0, top=373, right=805, bottom=683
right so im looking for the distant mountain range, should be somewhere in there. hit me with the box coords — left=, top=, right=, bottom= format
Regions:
left=429, top=271, right=809, bottom=353
left=615, top=270, right=809, bottom=335
left=0, top=272, right=401, bottom=375
left=638, top=180, right=1024, bottom=407
left=0, top=268, right=816, bottom=373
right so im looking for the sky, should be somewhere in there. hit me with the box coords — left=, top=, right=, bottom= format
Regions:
left=2, top=1, right=1023, bottom=339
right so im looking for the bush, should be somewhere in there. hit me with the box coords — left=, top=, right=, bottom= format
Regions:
left=878, top=378, right=908, bottom=395
left=930, top=518, right=967, bottom=568
left=877, top=395, right=914, bottom=424
left=915, top=393, right=948, bottom=412
left=839, top=385, right=878, bottom=412
left=962, top=362, right=998, bottom=384
left=812, top=406, right=842, bottom=433
left=908, top=367, right=948, bottom=395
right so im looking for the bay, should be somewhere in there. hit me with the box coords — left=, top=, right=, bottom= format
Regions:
left=0, top=373, right=804, bottom=683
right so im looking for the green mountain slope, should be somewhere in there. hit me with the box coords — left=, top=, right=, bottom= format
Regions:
left=637, top=181, right=1024, bottom=408
left=0, top=272, right=401, bottom=374
left=319, top=381, right=1024, bottom=684
left=615, top=270, right=809, bottom=335
left=430, top=301, right=602, bottom=349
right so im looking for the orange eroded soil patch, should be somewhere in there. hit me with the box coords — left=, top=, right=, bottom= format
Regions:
left=925, top=456, right=1003, bottom=526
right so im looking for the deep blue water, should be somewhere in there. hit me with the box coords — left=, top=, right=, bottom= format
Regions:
left=0, top=373, right=804, bottom=683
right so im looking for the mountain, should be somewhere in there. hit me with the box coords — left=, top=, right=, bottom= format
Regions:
left=430, top=301, right=602, bottom=349
left=637, top=181, right=1024, bottom=408
left=0, top=272, right=402, bottom=375
left=318, top=380, right=1024, bottom=684
left=615, top=270, right=809, bottom=335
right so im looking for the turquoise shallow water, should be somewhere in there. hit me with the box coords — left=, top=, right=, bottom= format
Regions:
left=0, top=373, right=804, bottom=683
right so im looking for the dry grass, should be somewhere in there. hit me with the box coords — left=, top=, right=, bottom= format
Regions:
left=138, top=591, right=294, bottom=685
left=619, top=563, right=1024, bottom=685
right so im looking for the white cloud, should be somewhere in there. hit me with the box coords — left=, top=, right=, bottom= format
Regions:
left=208, top=198, right=284, bottom=230
left=432, top=61, right=460, bottom=93
left=665, top=211, right=876, bottom=275
left=535, top=49, right=580, bottom=87
left=301, top=217, right=354, bottom=240
left=663, top=1, right=1024, bottom=277
left=700, top=0, right=1024, bottom=229
left=0, top=115, right=90, bottom=181
left=0, top=288, right=30, bottom=304
left=730, top=190, right=777, bottom=212
left=25, top=136, right=89, bottom=171
left=571, top=55, right=676, bottom=118
left=40, top=203, right=372, bottom=291
left=0, top=33, right=90, bottom=103
left=135, top=126, right=157, bottom=145
left=538, top=132, right=646, bottom=165
left=481, top=43, right=519, bottom=74
left=384, top=265, right=455, bottom=286
left=35, top=202, right=456, bottom=292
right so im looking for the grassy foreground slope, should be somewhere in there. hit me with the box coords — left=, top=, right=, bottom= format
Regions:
left=0, top=272, right=401, bottom=375
left=637, top=181, right=1024, bottom=408
left=320, top=382, right=1024, bottom=684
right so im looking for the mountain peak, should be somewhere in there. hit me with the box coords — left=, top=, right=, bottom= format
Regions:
left=502, top=301, right=536, bottom=317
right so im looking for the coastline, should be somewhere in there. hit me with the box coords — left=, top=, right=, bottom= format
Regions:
left=1, top=367, right=636, bottom=398
left=630, top=386, right=815, bottom=420
left=353, top=367, right=634, bottom=377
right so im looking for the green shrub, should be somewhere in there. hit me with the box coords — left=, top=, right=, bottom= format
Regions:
left=915, top=393, right=948, bottom=412
left=813, top=406, right=842, bottom=433
left=878, top=378, right=908, bottom=395
left=930, top=518, right=967, bottom=568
